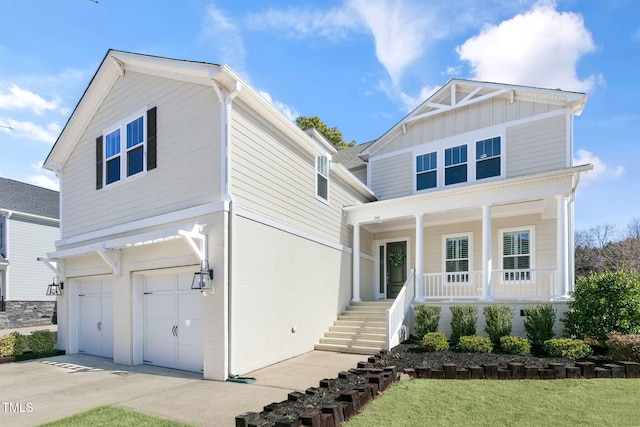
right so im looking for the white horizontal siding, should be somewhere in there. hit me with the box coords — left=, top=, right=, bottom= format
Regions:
left=230, top=101, right=366, bottom=247
left=61, top=72, right=222, bottom=239
left=369, top=152, right=413, bottom=200
left=506, top=114, right=567, bottom=177
left=6, top=218, right=59, bottom=301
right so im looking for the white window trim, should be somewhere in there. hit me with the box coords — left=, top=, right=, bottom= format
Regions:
left=102, top=107, right=148, bottom=188
left=442, top=232, right=473, bottom=284
left=498, top=225, right=536, bottom=282
left=315, top=155, right=330, bottom=204
left=415, top=151, right=437, bottom=191
left=413, top=129, right=505, bottom=194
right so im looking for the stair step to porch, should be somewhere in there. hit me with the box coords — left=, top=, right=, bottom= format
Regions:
left=324, top=331, right=386, bottom=340
left=314, top=343, right=383, bottom=356
left=315, top=301, right=392, bottom=356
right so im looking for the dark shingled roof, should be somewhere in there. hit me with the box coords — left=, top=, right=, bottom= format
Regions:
left=0, top=177, right=59, bottom=220
left=332, top=141, right=373, bottom=169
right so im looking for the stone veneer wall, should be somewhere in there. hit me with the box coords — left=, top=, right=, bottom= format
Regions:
left=0, top=301, right=57, bottom=329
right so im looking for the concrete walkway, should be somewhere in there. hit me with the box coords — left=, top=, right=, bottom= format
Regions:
left=0, top=350, right=366, bottom=426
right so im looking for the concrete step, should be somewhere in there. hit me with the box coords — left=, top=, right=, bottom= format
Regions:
left=333, top=320, right=387, bottom=328
left=329, top=325, right=387, bottom=334
left=319, top=337, right=386, bottom=349
left=344, top=306, right=390, bottom=313
left=338, top=313, right=386, bottom=321
left=314, top=343, right=382, bottom=356
left=324, top=331, right=386, bottom=341
left=350, top=301, right=394, bottom=308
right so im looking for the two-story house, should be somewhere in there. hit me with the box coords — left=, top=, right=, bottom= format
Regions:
left=0, top=177, right=59, bottom=328
left=42, top=50, right=590, bottom=381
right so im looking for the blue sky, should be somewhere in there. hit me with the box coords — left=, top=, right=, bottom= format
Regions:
left=0, top=0, right=637, bottom=234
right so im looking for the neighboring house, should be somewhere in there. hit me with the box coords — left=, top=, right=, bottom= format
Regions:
left=0, top=177, right=59, bottom=328
left=43, top=50, right=591, bottom=380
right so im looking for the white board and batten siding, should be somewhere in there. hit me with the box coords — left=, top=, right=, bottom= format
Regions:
left=230, top=100, right=369, bottom=248
left=60, top=71, right=223, bottom=239
left=5, top=217, right=59, bottom=301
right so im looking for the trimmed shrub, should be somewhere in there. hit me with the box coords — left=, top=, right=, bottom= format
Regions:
left=457, top=335, right=493, bottom=353
left=523, top=304, right=556, bottom=354
left=483, top=305, right=513, bottom=347
left=500, top=336, right=531, bottom=355
left=605, top=334, right=640, bottom=363
left=0, top=332, right=25, bottom=357
left=563, top=269, right=640, bottom=344
left=27, top=330, right=56, bottom=354
left=543, top=338, right=592, bottom=361
left=450, top=305, right=477, bottom=346
left=421, top=332, right=449, bottom=352
left=414, top=305, right=441, bottom=338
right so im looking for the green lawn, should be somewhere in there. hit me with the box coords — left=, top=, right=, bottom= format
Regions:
left=36, top=405, right=195, bottom=427
left=345, top=379, right=640, bottom=427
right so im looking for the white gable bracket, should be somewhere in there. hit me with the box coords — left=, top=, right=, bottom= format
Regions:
left=97, top=249, right=122, bottom=276
left=36, top=257, right=62, bottom=277
left=178, top=225, right=207, bottom=262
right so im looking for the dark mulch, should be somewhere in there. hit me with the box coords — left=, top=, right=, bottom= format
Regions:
left=248, top=340, right=586, bottom=426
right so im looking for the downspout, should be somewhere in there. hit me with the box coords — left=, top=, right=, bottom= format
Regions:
left=212, top=78, right=241, bottom=379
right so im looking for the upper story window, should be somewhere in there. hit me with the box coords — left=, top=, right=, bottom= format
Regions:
left=97, top=107, right=157, bottom=189
left=416, top=152, right=437, bottom=191
left=476, top=137, right=501, bottom=180
left=316, top=155, right=329, bottom=202
left=444, top=145, right=467, bottom=186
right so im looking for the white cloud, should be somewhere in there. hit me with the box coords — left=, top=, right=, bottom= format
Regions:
left=200, top=4, right=246, bottom=70
left=456, top=1, right=600, bottom=92
left=245, top=5, right=360, bottom=41
left=399, top=85, right=439, bottom=112
left=258, top=91, right=299, bottom=122
left=29, top=161, right=59, bottom=191
left=0, top=84, right=61, bottom=114
left=2, top=117, right=60, bottom=143
left=574, top=149, right=624, bottom=186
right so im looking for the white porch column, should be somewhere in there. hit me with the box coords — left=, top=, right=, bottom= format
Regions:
left=415, top=214, right=425, bottom=301
left=481, top=205, right=492, bottom=300
left=352, top=223, right=361, bottom=302
left=557, top=194, right=570, bottom=298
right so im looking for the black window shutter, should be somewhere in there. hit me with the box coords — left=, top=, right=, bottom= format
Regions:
left=147, top=107, right=157, bottom=170
left=96, top=135, right=103, bottom=189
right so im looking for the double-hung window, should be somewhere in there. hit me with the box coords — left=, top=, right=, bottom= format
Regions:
left=316, top=155, right=329, bottom=201
left=476, top=137, right=501, bottom=180
left=97, top=107, right=156, bottom=189
left=445, top=235, right=470, bottom=283
left=444, top=145, right=467, bottom=186
left=0, top=216, right=5, bottom=257
left=416, top=152, right=437, bottom=191
left=502, top=228, right=532, bottom=281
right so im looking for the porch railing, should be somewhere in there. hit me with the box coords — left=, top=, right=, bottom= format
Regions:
left=422, top=269, right=558, bottom=300
left=386, top=269, right=415, bottom=349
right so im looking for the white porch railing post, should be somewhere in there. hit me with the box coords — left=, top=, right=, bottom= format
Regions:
left=415, top=214, right=425, bottom=301
left=556, top=194, right=570, bottom=298
left=352, top=223, right=361, bottom=302
left=481, top=205, right=492, bottom=300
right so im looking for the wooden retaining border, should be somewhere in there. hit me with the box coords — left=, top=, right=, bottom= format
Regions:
left=236, top=356, right=640, bottom=427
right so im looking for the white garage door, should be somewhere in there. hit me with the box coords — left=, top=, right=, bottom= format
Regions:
left=143, top=272, right=203, bottom=373
left=78, top=279, right=113, bottom=358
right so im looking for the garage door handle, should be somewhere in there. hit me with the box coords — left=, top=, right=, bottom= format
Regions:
left=172, top=325, right=177, bottom=336
left=97, top=321, right=102, bottom=331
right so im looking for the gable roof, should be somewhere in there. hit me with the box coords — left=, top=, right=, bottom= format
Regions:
left=0, top=177, right=59, bottom=220
left=44, top=50, right=336, bottom=173
left=363, top=79, right=588, bottom=158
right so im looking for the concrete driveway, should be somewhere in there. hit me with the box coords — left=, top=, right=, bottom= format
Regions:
left=0, top=351, right=365, bottom=426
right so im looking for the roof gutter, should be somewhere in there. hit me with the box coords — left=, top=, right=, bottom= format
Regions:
left=0, top=209, right=59, bottom=224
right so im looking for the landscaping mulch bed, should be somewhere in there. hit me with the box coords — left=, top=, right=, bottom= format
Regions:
left=238, top=340, right=589, bottom=427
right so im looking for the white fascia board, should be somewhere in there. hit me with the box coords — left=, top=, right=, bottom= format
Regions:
left=345, top=165, right=592, bottom=225
left=0, top=208, right=59, bottom=224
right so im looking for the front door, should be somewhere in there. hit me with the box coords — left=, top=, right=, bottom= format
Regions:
left=386, top=241, right=407, bottom=299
